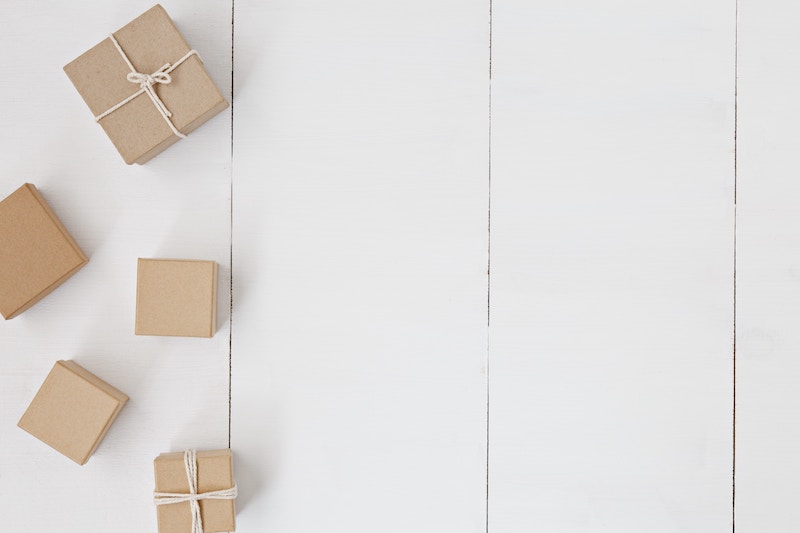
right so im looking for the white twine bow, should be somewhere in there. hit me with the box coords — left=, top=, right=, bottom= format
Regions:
left=94, top=33, right=201, bottom=139
left=153, top=449, right=238, bottom=533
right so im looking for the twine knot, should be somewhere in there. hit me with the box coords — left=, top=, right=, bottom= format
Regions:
left=124, top=63, right=175, bottom=118
left=154, top=449, right=237, bottom=533
left=127, top=66, right=173, bottom=88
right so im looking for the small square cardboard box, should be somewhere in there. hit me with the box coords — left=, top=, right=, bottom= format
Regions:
left=154, top=449, right=237, bottom=533
left=64, top=4, right=228, bottom=164
left=18, top=360, right=128, bottom=465
left=136, top=259, right=218, bottom=338
left=0, top=183, right=88, bottom=319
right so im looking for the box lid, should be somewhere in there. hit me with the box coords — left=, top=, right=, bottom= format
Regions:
left=0, top=184, right=88, bottom=319
left=17, top=360, right=128, bottom=465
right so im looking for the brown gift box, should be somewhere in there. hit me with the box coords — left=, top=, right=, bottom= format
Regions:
left=135, top=258, right=218, bottom=338
left=154, top=449, right=237, bottom=533
left=18, top=360, right=128, bottom=465
left=64, top=4, right=228, bottom=164
left=0, top=183, right=88, bottom=319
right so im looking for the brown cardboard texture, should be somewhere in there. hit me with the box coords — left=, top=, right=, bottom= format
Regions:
left=64, top=4, right=228, bottom=164
left=18, top=360, right=128, bottom=465
left=154, top=449, right=236, bottom=533
left=136, top=258, right=218, bottom=338
left=0, top=183, right=88, bottom=319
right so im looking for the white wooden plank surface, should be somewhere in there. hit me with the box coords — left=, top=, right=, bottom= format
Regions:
left=230, top=0, right=489, bottom=531
left=735, top=2, right=800, bottom=530
left=0, top=2, right=232, bottom=532
left=489, top=2, right=736, bottom=531
left=10, top=1, right=798, bottom=531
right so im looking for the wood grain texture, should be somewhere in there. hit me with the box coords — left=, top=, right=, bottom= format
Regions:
left=230, top=0, right=489, bottom=531
left=5, top=0, right=795, bottom=530
left=735, top=1, right=800, bottom=530
left=0, top=2, right=232, bottom=531
left=489, top=2, right=736, bottom=531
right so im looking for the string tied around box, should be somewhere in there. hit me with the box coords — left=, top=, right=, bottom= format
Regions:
left=153, top=449, right=238, bottom=533
left=94, top=33, right=201, bottom=139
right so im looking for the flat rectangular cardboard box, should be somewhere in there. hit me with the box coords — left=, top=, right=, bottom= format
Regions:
left=154, top=449, right=236, bottom=533
left=64, top=4, right=228, bottom=164
left=18, top=360, right=128, bottom=465
left=135, top=258, right=218, bottom=338
left=0, top=183, right=88, bottom=319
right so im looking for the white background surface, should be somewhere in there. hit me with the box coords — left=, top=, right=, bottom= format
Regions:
left=0, top=1, right=783, bottom=531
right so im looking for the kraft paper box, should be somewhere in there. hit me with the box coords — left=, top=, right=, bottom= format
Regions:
left=18, top=360, right=128, bottom=465
left=64, top=4, right=228, bottom=164
left=0, top=183, right=88, bottom=319
left=154, top=449, right=237, bottom=533
left=136, top=258, right=218, bottom=338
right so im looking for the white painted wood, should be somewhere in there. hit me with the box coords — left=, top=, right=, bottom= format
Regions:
left=735, top=2, right=800, bottom=530
left=489, top=2, right=736, bottom=531
left=0, top=2, right=232, bottom=531
left=1, top=1, right=763, bottom=531
left=230, top=0, right=489, bottom=531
